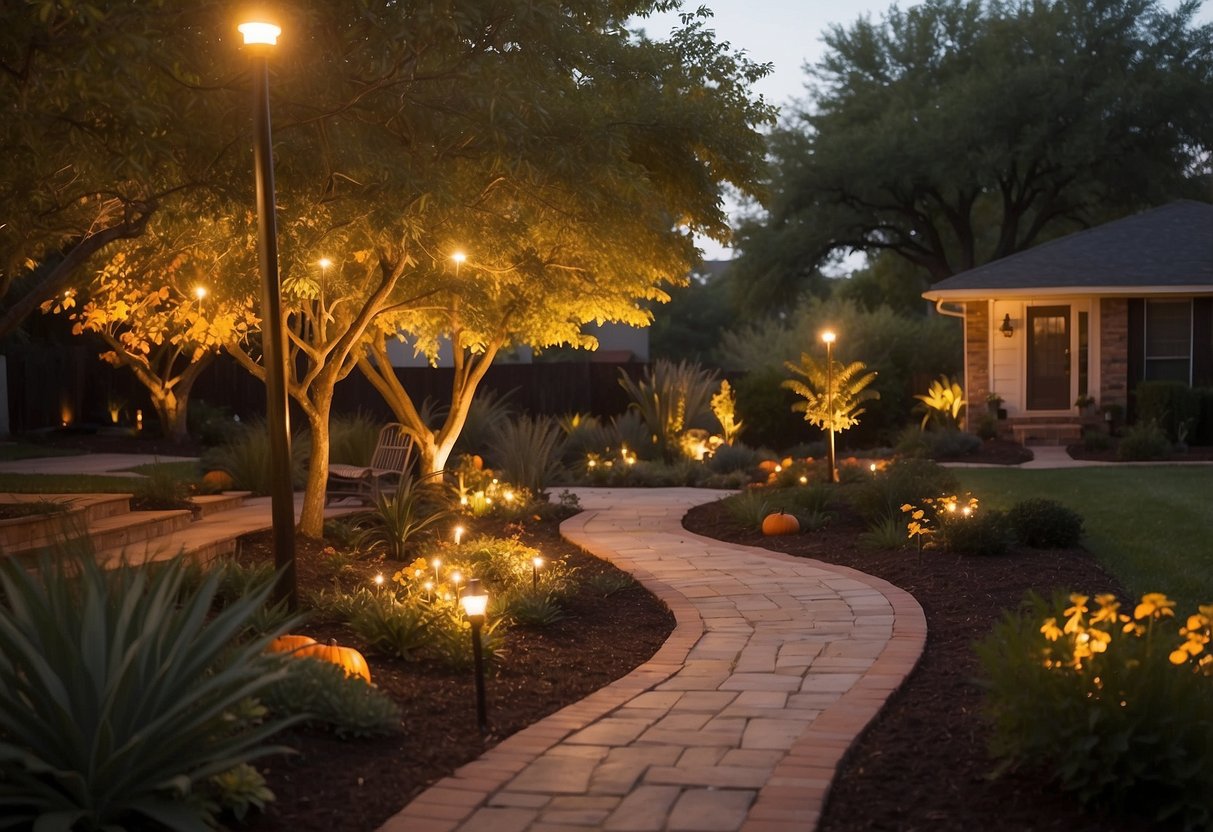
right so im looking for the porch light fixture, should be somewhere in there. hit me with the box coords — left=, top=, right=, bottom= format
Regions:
left=460, top=578, right=490, bottom=734
left=1000, top=314, right=1014, bottom=338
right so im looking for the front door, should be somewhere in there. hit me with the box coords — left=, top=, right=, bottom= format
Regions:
left=1027, top=306, right=1070, bottom=410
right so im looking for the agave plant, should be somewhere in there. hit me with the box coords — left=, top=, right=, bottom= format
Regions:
left=353, top=470, right=451, bottom=560
left=488, top=414, right=565, bottom=496
left=0, top=550, right=298, bottom=830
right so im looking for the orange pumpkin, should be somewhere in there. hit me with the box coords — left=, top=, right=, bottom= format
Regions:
left=757, top=460, right=778, bottom=474
left=471, top=454, right=484, bottom=471
left=298, top=638, right=372, bottom=684
left=761, top=511, right=800, bottom=536
left=201, top=470, right=235, bottom=491
left=266, top=634, right=317, bottom=655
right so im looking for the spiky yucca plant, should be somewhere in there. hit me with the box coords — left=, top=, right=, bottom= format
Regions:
left=618, top=359, right=720, bottom=461
left=489, top=414, right=565, bottom=495
left=0, top=551, right=297, bottom=830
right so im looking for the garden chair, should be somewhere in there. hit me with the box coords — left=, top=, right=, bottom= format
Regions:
left=325, top=423, right=416, bottom=505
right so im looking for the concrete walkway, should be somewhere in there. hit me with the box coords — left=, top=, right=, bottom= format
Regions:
left=383, top=488, right=925, bottom=832
left=0, top=453, right=197, bottom=477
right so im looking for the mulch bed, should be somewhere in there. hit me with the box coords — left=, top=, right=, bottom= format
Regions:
left=233, top=517, right=674, bottom=832
left=682, top=495, right=1155, bottom=832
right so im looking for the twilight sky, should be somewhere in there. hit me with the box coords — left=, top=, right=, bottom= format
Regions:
left=636, top=0, right=1212, bottom=260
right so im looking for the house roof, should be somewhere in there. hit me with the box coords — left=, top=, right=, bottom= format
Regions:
left=922, top=200, right=1213, bottom=301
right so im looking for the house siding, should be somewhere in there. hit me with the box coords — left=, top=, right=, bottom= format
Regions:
left=1100, top=298, right=1130, bottom=411
left=965, top=301, right=990, bottom=424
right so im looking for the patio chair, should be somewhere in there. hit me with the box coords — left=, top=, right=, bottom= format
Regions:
left=326, top=423, right=416, bottom=505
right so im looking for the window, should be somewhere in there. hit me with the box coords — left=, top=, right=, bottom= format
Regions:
left=1144, top=299, right=1192, bottom=383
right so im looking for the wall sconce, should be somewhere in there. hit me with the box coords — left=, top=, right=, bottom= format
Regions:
left=999, top=314, right=1014, bottom=338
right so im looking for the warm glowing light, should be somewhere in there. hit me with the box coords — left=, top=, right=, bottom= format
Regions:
left=504, top=490, right=515, bottom=503
left=193, top=286, right=208, bottom=301
left=454, top=525, right=465, bottom=545
left=460, top=578, right=489, bottom=617
left=317, top=257, right=332, bottom=269
left=374, top=573, right=385, bottom=586
left=962, top=507, right=972, bottom=517
left=431, top=557, right=442, bottom=569
left=492, top=478, right=499, bottom=485
left=460, top=495, right=469, bottom=505
left=587, top=459, right=597, bottom=468
left=774, top=464, right=782, bottom=473
left=533, top=557, right=544, bottom=569
left=821, top=330, right=836, bottom=344
left=423, top=580, right=434, bottom=592
left=870, top=463, right=878, bottom=473
left=947, top=502, right=957, bottom=513
left=238, top=20, right=281, bottom=46
left=799, top=475, right=808, bottom=485
left=451, top=571, right=463, bottom=586
left=136, top=409, right=143, bottom=431
left=626, top=456, right=636, bottom=465
left=451, top=251, right=467, bottom=264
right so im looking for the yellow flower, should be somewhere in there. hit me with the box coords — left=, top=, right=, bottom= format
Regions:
left=900, top=503, right=914, bottom=513
left=1088, top=594, right=1121, bottom=626
left=912, top=509, right=925, bottom=521
left=1063, top=594, right=1089, bottom=633
left=1170, top=648, right=1191, bottom=665
left=1040, top=617, right=1063, bottom=641
left=1134, top=593, right=1176, bottom=620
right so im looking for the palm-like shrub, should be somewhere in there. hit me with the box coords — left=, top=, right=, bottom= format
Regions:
left=618, top=359, right=720, bottom=461
left=203, top=418, right=309, bottom=495
left=328, top=412, right=382, bottom=465
left=353, top=470, right=450, bottom=560
left=782, top=353, right=879, bottom=437
left=0, top=552, right=295, bottom=830
left=488, top=414, right=565, bottom=496
left=451, top=388, right=515, bottom=457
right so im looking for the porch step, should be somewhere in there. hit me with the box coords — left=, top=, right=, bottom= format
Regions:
left=1011, top=422, right=1082, bottom=446
left=0, top=493, right=132, bottom=555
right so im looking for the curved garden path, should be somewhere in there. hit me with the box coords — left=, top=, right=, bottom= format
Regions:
left=382, top=487, right=925, bottom=832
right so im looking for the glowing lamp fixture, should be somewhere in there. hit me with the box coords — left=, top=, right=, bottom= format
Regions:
left=374, top=573, right=385, bottom=587
left=431, top=557, right=442, bottom=582
left=317, top=257, right=332, bottom=270
left=454, top=525, right=465, bottom=546
left=821, top=330, right=836, bottom=345
left=532, top=556, right=544, bottom=590
left=460, top=578, right=489, bottom=619
left=238, top=20, right=280, bottom=46
left=451, top=251, right=467, bottom=265
left=1000, top=314, right=1014, bottom=338
left=193, top=286, right=208, bottom=302
left=822, top=330, right=839, bottom=483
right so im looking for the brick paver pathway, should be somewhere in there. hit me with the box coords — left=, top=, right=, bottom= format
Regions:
left=382, top=488, right=925, bottom=832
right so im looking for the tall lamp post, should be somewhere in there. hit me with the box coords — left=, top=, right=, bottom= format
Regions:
left=460, top=579, right=490, bottom=734
left=822, top=330, right=838, bottom=483
left=239, top=18, right=296, bottom=610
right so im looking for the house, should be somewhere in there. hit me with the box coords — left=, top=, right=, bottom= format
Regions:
left=922, top=200, right=1213, bottom=442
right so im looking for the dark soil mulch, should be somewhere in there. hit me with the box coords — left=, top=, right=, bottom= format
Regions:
left=234, top=516, right=674, bottom=832
left=682, top=496, right=1155, bottom=832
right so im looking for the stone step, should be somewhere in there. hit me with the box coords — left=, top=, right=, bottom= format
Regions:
left=0, top=493, right=133, bottom=555
left=78, top=508, right=194, bottom=553
left=187, top=491, right=252, bottom=519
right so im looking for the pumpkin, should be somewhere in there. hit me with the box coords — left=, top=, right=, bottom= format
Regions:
left=761, top=511, right=800, bottom=537
left=298, top=638, right=372, bottom=684
left=201, top=470, right=235, bottom=491
left=471, top=454, right=484, bottom=471
left=267, top=634, right=317, bottom=655
left=757, top=460, right=778, bottom=474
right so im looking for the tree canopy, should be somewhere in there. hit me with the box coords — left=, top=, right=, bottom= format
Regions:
left=730, top=0, right=1213, bottom=314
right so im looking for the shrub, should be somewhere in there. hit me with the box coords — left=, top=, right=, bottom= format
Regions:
left=496, top=588, right=567, bottom=627
left=921, top=428, right=982, bottom=460
left=328, top=412, right=381, bottom=465
left=850, top=458, right=959, bottom=524
left=707, top=441, right=761, bottom=474
left=936, top=506, right=1010, bottom=556
left=203, top=419, right=308, bottom=495
left=611, top=408, right=658, bottom=461
left=135, top=461, right=192, bottom=507
left=0, top=551, right=295, bottom=829
left=450, top=535, right=569, bottom=593
left=723, top=489, right=771, bottom=528
left=187, top=398, right=241, bottom=446
left=261, top=657, right=401, bottom=738
left=1192, top=387, right=1213, bottom=446
left=731, top=368, right=805, bottom=451
left=974, top=413, right=999, bottom=441
left=977, top=591, right=1213, bottom=828
left=1134, top=380, right=1199, bottom=443
left=618, top=359, right=720, bottom=461
left=488, top=414, right=565, bottom=496
left=1081, top=428, right=1112, bottom=452
left=558, top=413, right=614, bottom=463
left=1117, top=420, right=1171, bottom=461
left=859, top=513, right=904, bottom=550
left=347, top=593, right=434, bottom=659
left=427, top=608, right=507, bottom=670
left=1007, top=498, right=1084, bottom=548
left=451, top=388, right=515, bottom=457
left=581, top=571, right=636, bottom=598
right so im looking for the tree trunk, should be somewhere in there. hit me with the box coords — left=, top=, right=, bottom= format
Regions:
left=151, top=390, right=188, bottom=443
left=298, top=393, right=333, bottom=538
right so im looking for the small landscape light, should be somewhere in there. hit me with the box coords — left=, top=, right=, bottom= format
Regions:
left=504, top=490, right=515, bottom=503
left=451, top=570, right=463, bottom=590
left=431, top=557, right=442, bottom=581
left=532, top=556, right=543, bottom=590
left=459, top=578, right=490, bottom=734
left=237, top=20, right=281, bottom=46
left=423, top=580, right=434, bottom=601
left=136, top=409, right=143, bottom=431
left=454, top=525, right=465, bottom=545
left=870, top=462, right=878, bottom=473
left=374, top=573, right=384, bottom=586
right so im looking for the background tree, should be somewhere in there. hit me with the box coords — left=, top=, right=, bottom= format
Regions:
left=46, top=212, right=258, bottom=442
left=0, top=1, right=237, bottom=338
left=730, top=0, right=1213, bottom=313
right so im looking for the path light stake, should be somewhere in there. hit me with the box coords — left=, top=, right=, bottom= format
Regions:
left=239, top=15, right=296, bottom=610
left=822, top=330, right=839, bottom=484
left=460, top=578, right=490, bottom=734
left=532, top=556, right=543, bottom=591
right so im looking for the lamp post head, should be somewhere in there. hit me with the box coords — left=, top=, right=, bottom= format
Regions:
left=451, top=251, right=467, bottom=265
left=193, top=286, right=208, bottom=301
left=821, top=330, right=836, bottom=345
left=238, top=20, right=281, bottom=46
left=461, top=578, right=489, bottom=619
left=317, top=257, right=332, bottom=270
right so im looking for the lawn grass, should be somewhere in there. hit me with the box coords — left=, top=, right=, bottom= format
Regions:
left=0, top=443, right=83, bottom=461
left=955, top=466, right=1213, bottom=607
left=0, top=462, right=201, bottom=496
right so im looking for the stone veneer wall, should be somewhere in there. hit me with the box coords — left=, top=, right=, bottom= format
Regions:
left=1099, top=298, right=1129, bottom=410
left=965, top=301, right=990, bottom=428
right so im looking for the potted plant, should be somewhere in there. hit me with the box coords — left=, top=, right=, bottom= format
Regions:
left=986, top=392, right=1006, bottom=420
left=1075, top=394, right=1097, bottom=419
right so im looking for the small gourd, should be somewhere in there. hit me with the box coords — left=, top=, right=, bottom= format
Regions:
left=298, top=638, right=372, bottom=684
left=761, top=511, right=800, bottom=537
left=201, top=470, right=235, bottom=491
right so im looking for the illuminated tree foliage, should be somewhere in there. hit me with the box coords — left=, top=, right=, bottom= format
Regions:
left=731, top=0, right=1213, bottom=313
left=211, top=0, right=775, bottom=534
